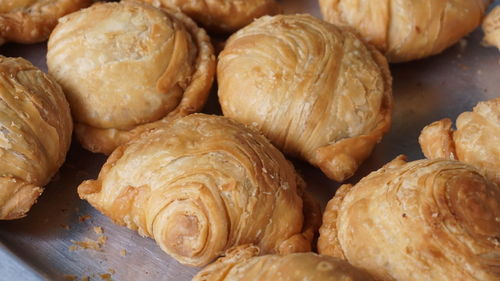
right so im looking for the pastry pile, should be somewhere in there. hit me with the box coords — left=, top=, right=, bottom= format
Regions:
left=0, top=0, right=498, bottom=280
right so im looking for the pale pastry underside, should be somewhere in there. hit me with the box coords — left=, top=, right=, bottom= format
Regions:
left=483, top=6, right=500, bottom=50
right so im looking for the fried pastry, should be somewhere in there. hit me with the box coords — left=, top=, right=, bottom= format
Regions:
left=0, top=0, right=91, bottom=45
left=47, top=0, right=215, bottom=154
left=419, top=98, right=499, bottom=185
left=483, top=6, right=500, bottom=50
left=319, top=0, right=490, bottom=62
left=141, top=0, right=280, bottom=33
left=217, top=14, right=392, bottom=182
left=318, top=156, right=500, bottom=281
left=0, top=56, right=72, bottom=219
left=78, top=114, right=320, bottom=266
left=193, top=245, right=375, bottom=281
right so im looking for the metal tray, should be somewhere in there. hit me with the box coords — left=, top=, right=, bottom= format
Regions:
left=0, top=1, right=499, bottom=280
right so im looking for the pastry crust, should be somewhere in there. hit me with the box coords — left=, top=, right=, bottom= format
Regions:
left=483, top=6, right=500, bottom=50
left=78, top=114, right=320, bottom=266
left=217, top=14, right=392, bottom=182
left=47, top=0, right=215, bottom=154
left=419, top=98, right=499, bottom=185
left=318, top=156, right=500, bottom=281
left=319, top=0, right=491, bottom=62
left=193, top=245, right=375, bottom=281
left=0, top=56, right=72, bottom=219
left=0, top=0, right=92, bottom=45
left=141, top=0, right=280, bottom=33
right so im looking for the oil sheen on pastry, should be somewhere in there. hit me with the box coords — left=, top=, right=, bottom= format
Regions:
left=419, top=98, right=499, bottom=185
left=0, top=0, right=92, bottom=45
left=318, top=156, right=500, bottom=281
left=78, top=114, right=320, bottom=266
left=192, top=245, right=375, bottom=281
left=47, top=0, right=215, bottom=155
left=483, top=6, right=500, bottom=50
left=0, top=56, right=72, bottom=219
left=141, top=0, right=280, bottom=33
left=217, top=14, right=392, bottom=182
left=319, top=0, right=491, bottom=62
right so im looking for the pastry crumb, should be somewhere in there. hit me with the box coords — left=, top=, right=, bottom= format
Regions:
left=79, top=215, right=91, bottom=222
left=100, top=273, right=112, bottom=281
left=108, top=268, right=116, bottom=274
left=120, top=249, right=127, bottom=256
left=63, top=275, right=77, bottom=281
left=81, top=276, right=89, bottom=281
left=68, top=245, right=78, bottom=251
left=61, top=224, right=71, bottom=230
left=70, top=235, right=107, bottom=252
left=93, top=226, right=103, bottom=234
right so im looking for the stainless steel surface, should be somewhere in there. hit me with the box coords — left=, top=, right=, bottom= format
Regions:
left=0, top=1, right=499, bottom=280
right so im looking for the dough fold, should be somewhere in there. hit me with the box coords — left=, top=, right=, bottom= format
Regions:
left=141, top=0, right=280, bottom=33
left=78, top=114, right=319, bottom=266
left=319, top=0, right=491, bottom=62
left=0, top=0, right=91, bottom=45
left=419, top=98, right=499, bottom=185
left=47, top=0, right=215, bottom=154
left=483, top=6, right=500, bottom=50
left=318, top=156, right=500, bottom=281
left=217, top=14, right=392, bottom=182
left=192, top=245, right=375, bottom=281
left=0, top=56, right=72, bottom=219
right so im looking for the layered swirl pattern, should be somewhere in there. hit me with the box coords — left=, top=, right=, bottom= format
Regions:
left=47, top=0, right=215, bottom=154
left=318, top=156, right=500, bottom=281
left=0, top=56, right=72, bottom=219
left=78, top=114, right=319, bottom=266
left=193, top=245, right=375, bottom=281
left=319, top=0, right=490, bottom=62
left=218, top=14, right=392, bottom=182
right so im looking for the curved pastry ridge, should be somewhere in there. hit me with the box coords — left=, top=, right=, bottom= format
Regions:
left=0, top=56, right=72, bottom=219
left=483, top=6, right=500, bottom=50
left=0, top=0, right=92, bottom=45
left=193, top=248, right=376, bottom=281
left=318, top=157, right=500, bottom=281
left=48, top=1, right=215, bottom=155
left=218, top=14, right=392, bottom=182
left=419, top=98, right=500, bottom=185
left=78, top=114, right=316, bottom=266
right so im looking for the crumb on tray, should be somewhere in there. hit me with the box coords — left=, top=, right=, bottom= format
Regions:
left=93, top=226, right=103, bottom=234
left=79, top=215, right=91, bottom=222
left=63, top=275, right=77, bottom=281
left=120, top=249, right=127, bottom=257
left=69, top=235, right=108, bottom=252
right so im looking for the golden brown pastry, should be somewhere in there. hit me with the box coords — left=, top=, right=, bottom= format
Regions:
left=319, top=0, right=491, bottom=62
left=0, top=0, right=92, bottom=45
left=47, top=0, right=215, bottom=155
left=318, top=156, right=500, bottom=281
left=419, top=98, right=499, bottom=185
left=483, top=6, right=500, bottom=50
left=217, top=14, right=392, bottom=182
left=141, top=0, right=280, bottom=33
left=0, top=56, right=72, bottom=219
left=193, top=245, right=375, bottom=281
left=78, top=114, right=320, bottom=266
